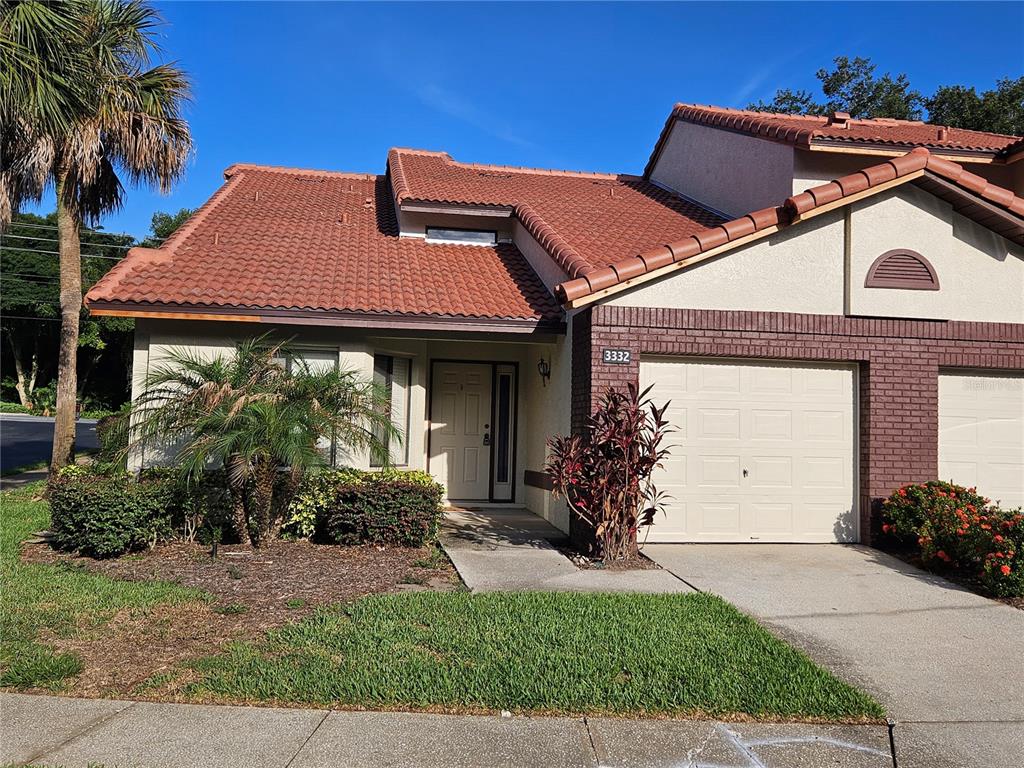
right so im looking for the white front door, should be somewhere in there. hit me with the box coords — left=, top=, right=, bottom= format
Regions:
left=939, top=372, right=1024, bottom=508
left=430, top=362, right=493, bottom=500
left=640, top=357, right=857, bottom=543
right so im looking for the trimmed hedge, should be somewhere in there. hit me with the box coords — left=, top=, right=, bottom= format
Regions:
left=881, top=480, right=1024, bottom=597
left=285, top=468, right=444, bottom=546
left=49, top=466, right=176, bottom=558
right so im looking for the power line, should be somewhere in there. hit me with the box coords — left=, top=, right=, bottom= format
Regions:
left=0, top=246, right=123, bottom=261
left=0, top=315, right=62, bottom=322
left=9, top=221, right=139, bottom=239
left=2, top=273, right=61, bottom=282
left=2, top=233, right=134, bottom=249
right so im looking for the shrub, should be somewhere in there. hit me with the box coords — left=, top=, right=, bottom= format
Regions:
left=283, top=467, right=367, bottom=539
left=49, top=466, right=176, bottom=558
left=881, top=481, right=1024, bottom=597
left=546, top=384, right=672, bottom=562
left=326, top=476, right=443, bottom=547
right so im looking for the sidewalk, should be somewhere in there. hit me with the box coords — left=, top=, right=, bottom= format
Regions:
left=439, top=507, right=691, bottom=593
left=0, top=692, right=917, bottom=768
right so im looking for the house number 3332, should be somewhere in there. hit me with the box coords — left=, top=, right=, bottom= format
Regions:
left=602, top=348, right=632, bottom=365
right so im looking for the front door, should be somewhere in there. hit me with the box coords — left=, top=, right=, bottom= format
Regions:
left=430, top=362, right=493, bottom=500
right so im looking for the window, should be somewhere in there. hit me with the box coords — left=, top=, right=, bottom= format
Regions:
left=424, top=227, right=497, bottom=246
left=282, top=349, right=339, bottom=465
left=372, top=354, right=411, bottom=466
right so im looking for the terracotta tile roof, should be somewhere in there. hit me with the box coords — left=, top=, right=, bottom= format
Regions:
left=86, top=165, right=563, bottom=327
left=645, top=104, right=1024, bottom=176
left=561, top=148, right=1024, bottom=304
left=388, top=148, right=724, bottom=279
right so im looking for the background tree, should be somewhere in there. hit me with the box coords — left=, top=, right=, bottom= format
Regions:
left=1, top=208, right=192, bottom=412
left=751, top=56, right=1022, bottom=134
left=1, top=0, right=192, bottom=472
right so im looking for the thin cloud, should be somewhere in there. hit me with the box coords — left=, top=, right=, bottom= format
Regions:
left=416, top=83, right=535, bottom=150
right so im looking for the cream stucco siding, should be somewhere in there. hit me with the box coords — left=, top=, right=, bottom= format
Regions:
left=649, top=120, right=795, bottom=218
left=848, top=186, right=1024, bottom=323
left=512, top=220, right=570, bottom=294
left=128, top=319, right=570, bottom=530
left=604, top=210, right=846, bottom=314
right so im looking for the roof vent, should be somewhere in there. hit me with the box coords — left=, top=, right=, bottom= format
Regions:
left=937, top=127, right=949, bottom=141
left=827, top=111, right=851, bottom=128
left=865, top=249, right=939, bottom=291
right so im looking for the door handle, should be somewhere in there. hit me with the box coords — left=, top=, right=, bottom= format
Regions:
left=742, top=468, right=749, bottom=478
left=483, top=432, right=491, bottom=446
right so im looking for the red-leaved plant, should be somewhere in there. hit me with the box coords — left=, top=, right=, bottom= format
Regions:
left=545, top=384, right=673, bottom=562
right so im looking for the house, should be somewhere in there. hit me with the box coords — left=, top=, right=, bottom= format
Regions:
left=86, top=104, right=1024, bottom=546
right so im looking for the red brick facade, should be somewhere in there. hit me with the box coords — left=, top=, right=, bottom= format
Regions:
left=571, top=305, right=1024, bottom=544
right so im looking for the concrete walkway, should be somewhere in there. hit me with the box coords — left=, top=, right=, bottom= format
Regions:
left=1, top=692, right=924, bottom=768
left=440, top=508, right=691, bottom=593
left=646, top=544, right=1024, bottom=768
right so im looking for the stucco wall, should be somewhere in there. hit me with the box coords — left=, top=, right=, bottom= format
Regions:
left=848, top=186, right=1024, bottom=323
left=649, top=120, right=794, bottom=218
left=512, top=220, right=570, bottom=294
left=128, top=319, right=567, bottom=522
left=604, top=210, right=846, bottom=315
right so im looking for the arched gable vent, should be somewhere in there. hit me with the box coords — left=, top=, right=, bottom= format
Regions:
left=864, top=250, right=939, bottom=291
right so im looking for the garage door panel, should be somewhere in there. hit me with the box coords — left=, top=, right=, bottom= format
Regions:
left=698, top=456, right=742, bottom=487
left=641, top=358, right=857, bottom=543
left=751, top=410, right=792, bottom=440
left=939, top=372, right=1024, bottom=509
left=749, top=456, right=792, bottom=488
left=697, top=409, right=741, bottom=440
left=804, top=410, right=847, bottom=441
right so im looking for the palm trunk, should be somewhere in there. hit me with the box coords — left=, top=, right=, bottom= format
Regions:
left=51, top=174, right=81, bottom=473
left=250, top=458, right=278, bottom=547
left=225, top=454, right=251, bottom=546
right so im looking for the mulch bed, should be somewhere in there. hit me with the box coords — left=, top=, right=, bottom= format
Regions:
left=19, top=538, right=462, bottom=698
left=558, top=546, right=661, bottom=571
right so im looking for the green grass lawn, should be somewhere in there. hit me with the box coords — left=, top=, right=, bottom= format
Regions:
left=0, top=484, right=206, bottom=689
left=188, top=591, right=882, bottom=720
left=2, top=485, right=882, bottom=720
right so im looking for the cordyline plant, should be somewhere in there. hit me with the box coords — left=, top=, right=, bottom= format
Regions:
left=545, top=384, right=673, bottom=563
left=124, top=336, right=398, bottom=547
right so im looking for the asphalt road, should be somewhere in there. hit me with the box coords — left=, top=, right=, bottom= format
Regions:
left=0, top=414, right=99, bottom=473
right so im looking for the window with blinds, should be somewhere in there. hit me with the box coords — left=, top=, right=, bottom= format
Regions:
left=372, top=354, right=411, bottom=466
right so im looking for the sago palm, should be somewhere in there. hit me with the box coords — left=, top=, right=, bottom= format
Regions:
left=0, top=0, right=192, bottom=471
left=130, top=337, right=399, bottom=546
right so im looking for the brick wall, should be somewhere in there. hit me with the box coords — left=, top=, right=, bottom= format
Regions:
left=572, top=305, right=1024, bottom=544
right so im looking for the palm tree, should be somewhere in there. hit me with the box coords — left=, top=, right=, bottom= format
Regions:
left=1, top=0, right=192, bottom=472
left=130, top=338, right=399, bottom=546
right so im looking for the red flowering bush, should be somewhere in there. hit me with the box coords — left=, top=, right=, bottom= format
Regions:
left=881, top=481, right=1024, bottom=597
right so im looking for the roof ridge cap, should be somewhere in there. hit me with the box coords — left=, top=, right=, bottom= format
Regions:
left=85, top=247, right=171, bottom=306
left=674, top=103, right=828, bottom=123
left=514, top=203, right=595, bottom=279
left=446, top=156, right=622, bottom=180
left=224, top=163, right=376, bottom=179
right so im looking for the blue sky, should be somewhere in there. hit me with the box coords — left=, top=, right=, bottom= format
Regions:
left=31, top=1, right=1024, bottom=239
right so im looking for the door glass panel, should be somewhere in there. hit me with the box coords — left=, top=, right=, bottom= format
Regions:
left=496, top=374, right=511, bottom=484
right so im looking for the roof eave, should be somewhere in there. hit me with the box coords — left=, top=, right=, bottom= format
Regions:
left=86, top=301, right=566, bottom=335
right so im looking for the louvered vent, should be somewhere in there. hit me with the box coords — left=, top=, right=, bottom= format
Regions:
left=864, top=250, right=939, bottom=290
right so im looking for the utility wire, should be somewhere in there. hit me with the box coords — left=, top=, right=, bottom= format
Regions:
left=0, top=246, right=123, bottom=260
left=2, top=234, right=134, bottom=249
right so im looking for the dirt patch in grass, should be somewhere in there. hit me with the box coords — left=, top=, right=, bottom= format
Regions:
left=18, top=539, right=462, bottom=697
left=23, top=539, right=462, bottom=628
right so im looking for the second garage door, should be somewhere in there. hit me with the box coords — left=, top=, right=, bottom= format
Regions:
left=640, top=358, right=858, bottom=543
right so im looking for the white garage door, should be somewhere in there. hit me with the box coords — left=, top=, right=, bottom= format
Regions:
left=939, top=372, right=1024, bottom=509
left=640, top=358, right=858, bottom=543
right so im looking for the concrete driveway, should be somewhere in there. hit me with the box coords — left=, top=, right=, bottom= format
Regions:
left=645, top=544, right=1024, bottom=768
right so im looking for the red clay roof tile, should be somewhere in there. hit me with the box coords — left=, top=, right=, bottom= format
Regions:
left=559, top=148, right=1024, bottom=304
left=387, top=148, right=724, bottom=276
left=87, top=168, right=562, bottom=325
left=644, top=104, right=1024, bottom=176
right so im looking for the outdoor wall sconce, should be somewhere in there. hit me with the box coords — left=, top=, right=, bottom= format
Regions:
left=537, top=357, right=551, bottom=387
